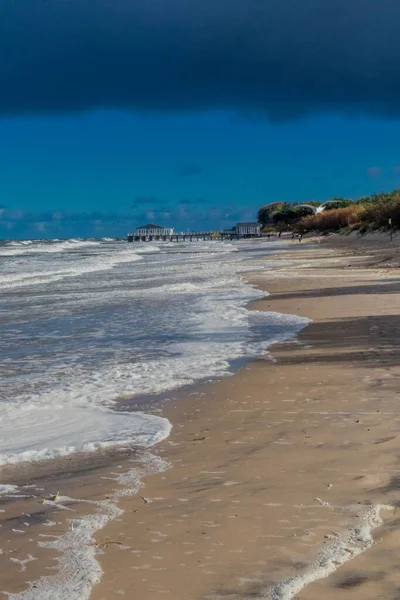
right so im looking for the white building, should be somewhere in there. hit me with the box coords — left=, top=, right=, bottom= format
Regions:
left=135, top=224, right=174, bottom=237
left=236, top=222, right=261, bottom=236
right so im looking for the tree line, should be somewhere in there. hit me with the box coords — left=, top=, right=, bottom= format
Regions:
left=257, top=190, right=400, bottom=234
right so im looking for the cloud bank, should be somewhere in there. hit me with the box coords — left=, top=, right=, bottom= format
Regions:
left=2, top=0, right=400, bottom=119
left=0, top=202, right=258, bottom=239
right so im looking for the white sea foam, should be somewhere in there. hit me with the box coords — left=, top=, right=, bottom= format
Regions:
left=0, top=249, right=142, bottom=288
left=4, top=452, right=168, bottom=600
left=0, top=404, right=171, bottom=465
left=133, top=243, right=161, bottom=254
left=0, top=484, right=18, bottom=495
left=0, top=309, right=305, bottom=465
left=0, top=238, right=316, bottom=599
left=266, top=504, right=392, bottom=600
left=0, top=239, right=307, bottom=466
left=0, top=239, right=102, bottom=256
left=5, top=240, right=34, bottom=246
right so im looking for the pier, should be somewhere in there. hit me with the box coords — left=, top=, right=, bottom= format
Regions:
left=127, top=222, right=262, bottom=242
left=127, top=230, right=250, bottom=242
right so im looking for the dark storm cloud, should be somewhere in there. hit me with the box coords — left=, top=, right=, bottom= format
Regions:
left=2, top=0, right=400, bottom=119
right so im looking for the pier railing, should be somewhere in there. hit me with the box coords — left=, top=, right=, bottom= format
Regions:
left=126, top=230, right=261, bottom=242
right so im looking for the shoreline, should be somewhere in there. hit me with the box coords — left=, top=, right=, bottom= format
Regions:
left=1, top=237, right=400, bottom=599
left=91, top=237, right=400, bottom=600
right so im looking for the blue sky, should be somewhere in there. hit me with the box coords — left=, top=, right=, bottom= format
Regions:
left=1, top=111, right=400, bottom=238
left=1, top=1, right=400, bottom=238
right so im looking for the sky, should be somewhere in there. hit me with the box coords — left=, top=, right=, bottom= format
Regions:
left=1, top=0, right=400, bottom=239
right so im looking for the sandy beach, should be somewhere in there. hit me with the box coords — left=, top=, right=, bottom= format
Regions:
left=1, top=234, right=400, bottom=600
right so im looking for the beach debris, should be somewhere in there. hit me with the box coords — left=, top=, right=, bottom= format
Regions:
left=43, top=491, right=60, bottom=502
left=140, top=496, right=150, bottom=504
left=38, top=490, right=61, bottom=505
left=95, top=540, right=130, bottom=550
left=9, top=554, right=37, bottom=572
left=327, top=483, right=333, bottom=489
left=324, top=533, right=339, bottom=540
left=314, top=497, right=332, bottom=508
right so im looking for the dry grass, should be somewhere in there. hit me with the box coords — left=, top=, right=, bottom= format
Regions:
left=299, top=205, right=364, bottom=233
left=260, top=190, right=400, bottom=234
left=360, top=195, right=400, bottom=230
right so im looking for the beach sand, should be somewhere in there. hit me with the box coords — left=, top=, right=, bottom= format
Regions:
left=1, top=234, right=400, bottom=599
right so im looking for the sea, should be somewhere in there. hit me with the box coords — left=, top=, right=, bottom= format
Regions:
left=0, top=236, right=316, bottom=599
left=1, top=237, right=393, bottom=600
left=0, top=237, right=308, bottom=466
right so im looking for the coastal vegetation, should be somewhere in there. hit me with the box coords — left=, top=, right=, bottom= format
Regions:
left=257, top=190, right=400, bottom=234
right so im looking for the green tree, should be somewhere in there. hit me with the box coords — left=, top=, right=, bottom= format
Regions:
left=257, top=202, right=290, bottom=227
left=273, top=205, right=311, bottom=229
left=323, top=197, right=352, bottom=210
left=292, top=200, right=321, bottom=208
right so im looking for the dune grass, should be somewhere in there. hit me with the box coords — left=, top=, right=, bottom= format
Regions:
left=290, top=190, right=400, bottom=234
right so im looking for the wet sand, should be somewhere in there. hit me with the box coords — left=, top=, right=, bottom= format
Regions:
left=1, top=235, right=400, bottom=599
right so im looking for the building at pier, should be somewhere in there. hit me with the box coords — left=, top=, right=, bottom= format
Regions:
left=235, top=222, right=261, bottom=237
left=136, top=224, right=174, bottom=237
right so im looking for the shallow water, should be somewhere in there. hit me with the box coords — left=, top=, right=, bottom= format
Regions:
left=0, top=237, right=306, bottom=464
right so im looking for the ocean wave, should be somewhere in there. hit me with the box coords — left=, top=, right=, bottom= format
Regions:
left=0, top=239, right=103, bottom=256
left=267, top=503, right=393, bottom=600
left=0, top=403, right=171, bottom=466
left=0, top=306, right=308, bottom=464
left=5, top=240, right=35, bottom=246
left=132, top=244, right=161, bottom=254
left=0, top=239, right=304, bottom=467
left=0, top=250, right=142, bottom=288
